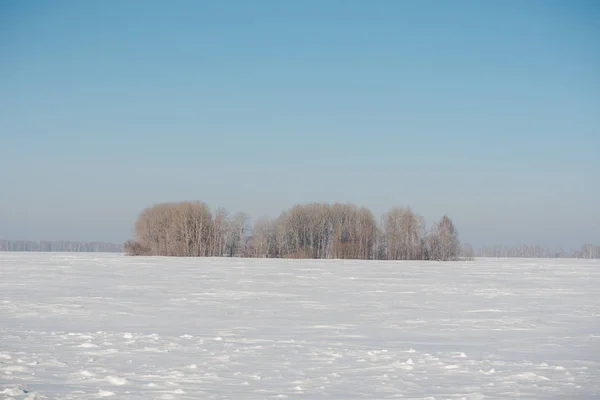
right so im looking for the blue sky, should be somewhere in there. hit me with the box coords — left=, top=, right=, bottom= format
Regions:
left=1, top=0, right=598, bottom=248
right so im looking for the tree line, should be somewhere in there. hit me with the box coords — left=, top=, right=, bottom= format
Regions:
left=124, top=201, right=461, bottom=260
left=0, top=240, right=122, bottom=253
left=474, top=244, right=600, bottom=259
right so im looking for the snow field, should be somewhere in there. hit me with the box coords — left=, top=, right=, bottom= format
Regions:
left=1, top=253, right=599, bottom=399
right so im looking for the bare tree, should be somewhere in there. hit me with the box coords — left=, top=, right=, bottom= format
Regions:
left=247, top=217, right=271, bottom=258
left=225, top=212, right=249, bottom=257
left=383, top=207, right=425, bottom=260
left=428, top=215, right=460, bottom=261
left=211, top=207, right=229, bottom=256
left=134, top=203, right=174, bottom=256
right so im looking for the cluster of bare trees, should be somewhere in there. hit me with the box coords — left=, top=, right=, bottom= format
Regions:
left=0, top=240, right=122, bottom=252
left=125, top=202, right=249, bottom=257
left=124, top=201, right=462, bottom=260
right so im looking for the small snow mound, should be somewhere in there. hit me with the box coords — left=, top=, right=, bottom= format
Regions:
left=406, top=348, right=417, bottom=353
left=516, top=372, right=550, bottom=382
left=1, top=387, right=27, bottom=396
left=97, top=390, right=115, bottom=397
left=214, top=336, right=223, bottom=341
left=0, top=353, right=12, bottom=360
left=393, top=361, right=413, bottom=370
left=406, top=358, right=414, bottom=365
left=80, top=370, right=95, bottom=377
left=180, top=334, right=193, bottom=339
left=480, top=368, right=496, bottom=375
left=77, top=343, right=98, bottom=348
left=294, top=386, right=303, bottom=391
left=187, top=364, right=197, bottom=369
left=457, top=352, right=467, bottom=358
left=5, top=365, right=28, bottom=372
left=123, top=333, right=133, bottom=339
left=106, top=376, right=128, bottom=386
left=173, top=388, right=185, bottom=394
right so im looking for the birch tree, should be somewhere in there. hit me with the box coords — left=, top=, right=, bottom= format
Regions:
left=429, top=215, right=460, bottom=261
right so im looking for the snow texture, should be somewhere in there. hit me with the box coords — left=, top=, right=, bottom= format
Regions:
left=1, top=253, right=599, bottom=399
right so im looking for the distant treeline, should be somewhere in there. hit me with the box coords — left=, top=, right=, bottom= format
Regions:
left=0, top=240, right=122, bottom=253
left=125, top=201, right=461, bottom=261
left=472, top=244, right=600, bottom=259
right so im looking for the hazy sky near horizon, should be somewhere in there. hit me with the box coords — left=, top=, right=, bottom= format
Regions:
left=1, top=0, right=598, bottom=248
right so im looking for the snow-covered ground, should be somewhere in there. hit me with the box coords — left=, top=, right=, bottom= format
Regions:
left=1, top=253, right=599, bottom=399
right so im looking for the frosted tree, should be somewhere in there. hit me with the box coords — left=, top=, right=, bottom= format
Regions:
left=429, top=215, right=460, bottom=261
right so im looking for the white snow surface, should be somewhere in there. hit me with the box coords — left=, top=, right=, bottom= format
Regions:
left=1, top=253, right=599, bottom=399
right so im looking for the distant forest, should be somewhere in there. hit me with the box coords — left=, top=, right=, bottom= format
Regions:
left=122, top=201, right=599, bottom=260
left=474, top=244, right=600, bottom=259
left=0, top=240, right=122, bottom=253
left=2, top=202, right=598, bottom=260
